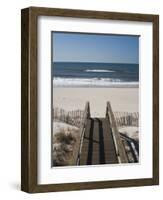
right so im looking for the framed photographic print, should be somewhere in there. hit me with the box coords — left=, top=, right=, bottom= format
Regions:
left=21, top=7, right=159, bottom=193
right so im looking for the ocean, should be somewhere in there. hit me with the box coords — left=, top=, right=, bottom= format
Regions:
left=52, top=62, right=139, bottom=87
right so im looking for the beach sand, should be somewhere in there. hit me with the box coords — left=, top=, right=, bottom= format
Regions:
left=53, top=87, right=138, bottom=118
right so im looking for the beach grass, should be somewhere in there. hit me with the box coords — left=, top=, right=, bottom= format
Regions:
left=53, top=126, right=80, bottom=166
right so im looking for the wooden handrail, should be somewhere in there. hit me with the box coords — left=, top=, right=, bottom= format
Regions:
left=106, top=101, right=128, bottom=163
left=76, top=102, right=90, bottom=165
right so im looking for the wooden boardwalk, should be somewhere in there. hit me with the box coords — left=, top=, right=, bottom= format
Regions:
left=79, top=118, right=118, bottom=165
left=54, top=101, right=139, bottom=165
left=76, top=101, right=129, bottom=165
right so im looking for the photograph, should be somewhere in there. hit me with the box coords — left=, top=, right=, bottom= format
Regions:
left=21, top=7, right=159, bottom=193
left=52, top=32, right=139, bottom=167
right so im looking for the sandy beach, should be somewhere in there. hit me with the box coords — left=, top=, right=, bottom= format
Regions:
left=53, top=87, right=139, bottom=118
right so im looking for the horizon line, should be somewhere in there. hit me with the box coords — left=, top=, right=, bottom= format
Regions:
left=53, top=61, right=139, bottom=65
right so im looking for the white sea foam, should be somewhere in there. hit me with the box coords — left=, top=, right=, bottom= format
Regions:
left=85, top=69, right=115, bottom=73
left=53, top=78, right=138, bottom=88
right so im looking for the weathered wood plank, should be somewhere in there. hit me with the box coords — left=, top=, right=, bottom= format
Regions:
left=76, top=102, right=91, bottom=165
left=106, top=102, right=128, bottom=163
left=79, top=118, right=118, bottom=165
left=102, top=118, right=118, bottom=164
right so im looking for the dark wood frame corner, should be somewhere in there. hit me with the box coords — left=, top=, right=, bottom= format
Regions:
left=21, top=7, right=159, bottom=193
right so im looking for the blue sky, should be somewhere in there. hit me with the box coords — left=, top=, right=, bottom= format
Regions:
left=52, top=32, right=139, bottom=64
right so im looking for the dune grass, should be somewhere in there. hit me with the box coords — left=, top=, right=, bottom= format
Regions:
left=53, top=127, right=79, bottom=166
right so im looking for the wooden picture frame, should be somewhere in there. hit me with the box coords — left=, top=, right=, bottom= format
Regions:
left=21, top=7, right=159, bottom=193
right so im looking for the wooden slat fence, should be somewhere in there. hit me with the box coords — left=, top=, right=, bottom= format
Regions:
left=53, top=107, right=84, bottom=128
left=114, top=111, right=139, bottom=127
